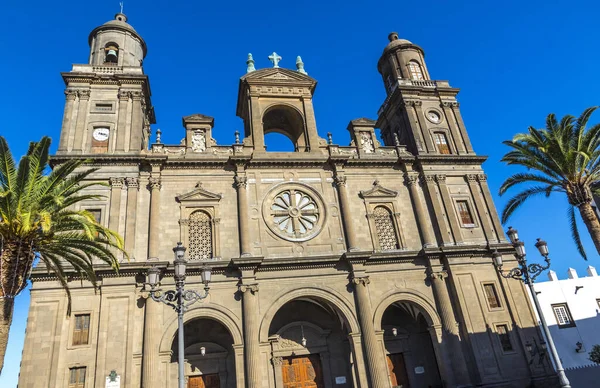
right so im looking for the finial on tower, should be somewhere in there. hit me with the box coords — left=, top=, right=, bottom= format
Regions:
left=268, top=52, right=282, bottom=68
left=155, top=128, right=162, bottom=144
left=246, top=53, right=256, bottom=73
left=119, top=1, right=124, bottom=14
left=388, top=32, right=399, bottom=42
left=296, top=56, right=308, bottom=75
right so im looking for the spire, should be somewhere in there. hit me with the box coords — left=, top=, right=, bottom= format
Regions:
left=246, top=53, right=256, bottom=73
left=296, top=56, right=308, bottom=75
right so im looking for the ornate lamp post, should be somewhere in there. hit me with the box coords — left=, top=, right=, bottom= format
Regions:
left=492, top=227, right=570, bottom=388
left=146, top=242, right=212, bottom=388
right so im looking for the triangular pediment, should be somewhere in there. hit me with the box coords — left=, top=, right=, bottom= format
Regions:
left=242, top=68, right=315, bottom=83
left=351, top=117, right=377, bottom=126
left=359, top=181, right=398, bottom=198
left=176, top=183, right=222, bottom=202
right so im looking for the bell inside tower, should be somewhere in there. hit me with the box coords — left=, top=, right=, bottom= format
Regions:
left=104, top=43, right=119, bottom=64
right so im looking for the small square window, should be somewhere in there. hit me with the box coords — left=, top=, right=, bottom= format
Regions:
left=496, top=324, right=513, bottom=352
left=69, top=366, right=86, bottom=388
left=94, top=103, right=113, bottom=112
left=483, top=283, right=501, bottom=308
left=456, top=200, right=475, bottom=226
left=552, top=303, right=575, bottom=328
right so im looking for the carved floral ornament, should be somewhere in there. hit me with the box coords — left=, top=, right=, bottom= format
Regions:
left=262, top=183, right=326, bottom=242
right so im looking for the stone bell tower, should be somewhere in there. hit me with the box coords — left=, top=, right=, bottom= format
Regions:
left=376, top=32, right=474, bottom=156
left=235, top=53, right=326, bottom=153
left=56, top=13, right=155, bottom=155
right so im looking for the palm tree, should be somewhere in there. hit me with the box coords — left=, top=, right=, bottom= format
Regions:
left=499, top=106, right=600, bottom=259
left=0, top=136, right=124, bottom=374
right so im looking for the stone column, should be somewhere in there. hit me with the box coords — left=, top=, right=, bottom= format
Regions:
left=58, top=89, right=77, bottom=151
left=300, top=97, right=320, bottom=152
left=147, top=176, right=161, bottom=259
left=334, top=175, right=359, bottom=251
left=449, top=102, right=474, bottom=153
left=108, top=178, right=124, bottom=231
left=130, top=91, right=143, bottom=152
left=116, top=91, right=130, bottom=151
left=429, top=269, right=470, bottom=386
left=272, top=356, right=283, bottom=388
left=72, top=90, right=90, bottom=152
left=477, top=174, right=504, bottom=242
left=142, top=176, right=162, bottom=388
left=351, top=276, right=388, bottom=388
left=422, top=175, right=452, bottom=246
left=435, top=175, right=463, bottom=245
left=239, top=283, right=261, bottom=388
left=466, top=174, right=495, bottom=242
left=441, top=102, right=466, bottom=154
left=235, top=175, right=252, bottom=256
left=405, top=174, right=435, bottom=247
left=124, top=177, right=139, bottom=257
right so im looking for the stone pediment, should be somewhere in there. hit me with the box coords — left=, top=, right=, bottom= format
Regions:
left=242, top=68, right=315, bottom=83
left=359, top=180, right=398, bottom=198
left=182, top=114, right=214, bottom=126
left=351, top=117, right=377, bottom=126
left=176, top=183, right=222, bottom=202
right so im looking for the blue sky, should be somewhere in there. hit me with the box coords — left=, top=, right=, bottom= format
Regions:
left=1, top=0, right=599, bottom=385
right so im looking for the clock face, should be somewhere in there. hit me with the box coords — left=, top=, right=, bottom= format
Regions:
left=426, top=111, right=441, bottom=124
left=92, top=128, right=110, bottom=142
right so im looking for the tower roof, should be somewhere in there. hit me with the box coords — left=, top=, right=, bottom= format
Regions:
left=382, top=32, right=423, bottom=55
left=88, top=13, right=147, bottom=56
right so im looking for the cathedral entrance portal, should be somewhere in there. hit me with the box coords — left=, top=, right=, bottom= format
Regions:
left=381, top=302, right=442, bottom=387
left=282, top=355, right=325, bottom=388
left=171, top=318, right=236, bottom=387
left=267, top=298, right=355, bottom=388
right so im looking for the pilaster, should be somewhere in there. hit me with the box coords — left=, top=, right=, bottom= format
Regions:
left=422, top=174, right=452, bottom=246
left=435, top=175, right=463, bottom=244
left=449, top=102, right=474, bottom=153
left=405, top=173, right=435, bottom=247
left=239, top=283, right=261, bottom=388
left=72, top=89, right=90, bottom=152
left=58, top=89, right=77, bottom=151
left=477, top=174, right=505, bottom=243
left=130, top=91, right=143, bottom=152
left=334, top=174, right=359, bottom=251
left=235, top=174, right=251, bottom=256
left=124, top=177, right=139, bottom=257
left=116, top=91, right=130, bottom=151
left=147, top=176, right=161, bottom=259
left=466, top=174, right=495, bottom=242
left=109, top=177, right=125, bottom=234
left=411, top=100, right=436, bottom=153
left=441, top=101, right=466, bottom=154
left=404, top=101, right=429, bottom=153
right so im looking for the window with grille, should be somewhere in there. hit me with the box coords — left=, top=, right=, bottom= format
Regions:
left=188, top=210, right=213, bottom=260
left=373, top=206, right=399, bottom=251
left=483, top=283, right=501, bottom=308
left=408, top=61, right=424, bottom=80
left=496, top=324, right=513, bottom=352
left=73, top=314, right=90, bottom=345
left=434, top=132, right=451, bottom=154
left=456, top=201, right=474, bottom=226
left=552, top=303, right=575, bottom=328
left=69, top=366, right=86, bottom=388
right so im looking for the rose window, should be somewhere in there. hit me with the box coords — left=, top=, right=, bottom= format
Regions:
left=263, top=185, right=325, bottom=242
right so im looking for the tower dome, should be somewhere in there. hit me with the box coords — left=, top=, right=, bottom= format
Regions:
left=377, top=32, right=430, bottom=92
left=88, top=13, right=147, bottom=67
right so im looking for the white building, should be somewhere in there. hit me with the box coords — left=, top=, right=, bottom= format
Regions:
left=533, top=266, right=600, bottom=386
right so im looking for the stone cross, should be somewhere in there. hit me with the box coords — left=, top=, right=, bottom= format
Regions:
left=268, top=52, right=282, bottom=68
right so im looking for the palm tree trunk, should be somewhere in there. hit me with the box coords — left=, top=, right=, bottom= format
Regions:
left=578, top=202, right=600, bottom=254
left=0, top=297, right=15, bottom=375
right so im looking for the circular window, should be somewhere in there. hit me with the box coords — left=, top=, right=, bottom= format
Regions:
left=262, top=184, right=325, bottom=242
left=426, top=110, right=442, bottom=124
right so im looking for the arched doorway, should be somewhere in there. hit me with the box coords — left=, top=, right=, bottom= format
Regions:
left=267, top=298, right=355, bottom=388
left=170, top=318, right=237, bottom=388
left=381, top=302, right=442, bottom=388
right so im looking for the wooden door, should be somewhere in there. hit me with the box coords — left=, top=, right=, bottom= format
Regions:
left=282, top=355, right=324, bottom=388
left=188, top=374, right=220, bottom=388
left=386, top=353, right=409, bottom=388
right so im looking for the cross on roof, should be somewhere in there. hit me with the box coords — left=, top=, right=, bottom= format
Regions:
left=268, top=52, right=282, bottom=68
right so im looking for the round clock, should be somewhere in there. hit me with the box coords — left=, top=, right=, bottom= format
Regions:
left=426, top=110, right=441, bottom=124
left=92, top=127, right=110, bottom=142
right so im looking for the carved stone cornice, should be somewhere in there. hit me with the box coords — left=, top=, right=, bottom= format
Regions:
left=125, top=177, right=139, bottom=189
left=351, top=276, right=370, bottom=286
left=77, top=90, right=91, bottom=100
left=148, top=177, right=161, bottom=190
left=65, top=89, right=78, bottom=101
left=109, top=177, right=124, bottom=189
left=238, top=283, right=259, bottom=294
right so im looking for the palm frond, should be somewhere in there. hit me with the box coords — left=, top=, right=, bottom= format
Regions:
left=568, top=205, right=588, bottom=260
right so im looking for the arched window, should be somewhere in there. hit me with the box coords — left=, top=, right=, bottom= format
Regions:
left=433, top=132, right=451, bottom=154
left=408, top=61, right=424, bottom=80
left=373, top=206, right=399, bottom=251
left=188, top=210, right=213, bottom=260
left=104, top=43, right=119, bottom=64
left=262, top=105, right=307, bottom=152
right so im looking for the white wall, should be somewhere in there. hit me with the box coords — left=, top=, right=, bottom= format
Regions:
left=533, top=266, right=600, bottom=369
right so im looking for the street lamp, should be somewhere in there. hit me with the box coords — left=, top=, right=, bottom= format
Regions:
left=146, top=242, right=212, bottom=388
left=493, top=228, right=570, bottom=388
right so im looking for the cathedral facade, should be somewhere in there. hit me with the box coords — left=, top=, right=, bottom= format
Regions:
left=19, top=13, right=556, bottom=388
